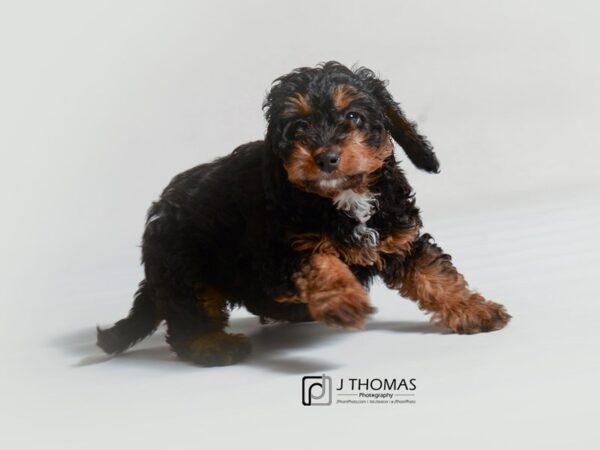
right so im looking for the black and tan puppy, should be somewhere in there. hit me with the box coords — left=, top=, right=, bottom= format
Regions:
left=97, top=61, right=511, bottom=366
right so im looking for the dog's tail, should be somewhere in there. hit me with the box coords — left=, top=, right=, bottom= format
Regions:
left=97, top=280, right=161, bottom=354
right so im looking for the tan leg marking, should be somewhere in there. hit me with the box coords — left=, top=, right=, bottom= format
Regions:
left=277, top=254, right=374, bottom=329
left=392, top=245, right=511, bottom=334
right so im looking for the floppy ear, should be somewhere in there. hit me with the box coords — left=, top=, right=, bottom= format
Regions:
left=357, top=68, right=440, bottom=173
left=382, top=101, right=440, bottom=173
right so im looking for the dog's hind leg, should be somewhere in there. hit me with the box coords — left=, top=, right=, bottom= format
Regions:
left=162, top=283, right=251, bottom=366
left=382, top=234, right=511, bottom=334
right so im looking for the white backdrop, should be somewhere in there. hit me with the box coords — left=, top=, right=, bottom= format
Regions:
left=1, top=1, right=599, bottom=449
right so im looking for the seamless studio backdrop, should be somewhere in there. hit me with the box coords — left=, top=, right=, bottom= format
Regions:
left=1, top=1, right=599, bottom=449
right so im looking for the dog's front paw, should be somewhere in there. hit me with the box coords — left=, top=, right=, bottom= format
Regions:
left=181, top=331, right=252, bottom=366
left=436, top=297, right=511, bottom=334
left=308, top=287, right=374, bottom=330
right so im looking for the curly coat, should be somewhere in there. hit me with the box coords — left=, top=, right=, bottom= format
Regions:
left=97, top=62, right=510, bottom=366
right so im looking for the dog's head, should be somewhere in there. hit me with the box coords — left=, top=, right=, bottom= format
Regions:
left=264, top=61, right=439, bottom=197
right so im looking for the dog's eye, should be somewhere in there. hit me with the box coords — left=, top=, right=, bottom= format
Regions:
left=346, top=111, right=363, bottom=126
left=287, top=119, right=308, bottom=139
left=290, top=119, right=309, bottom=137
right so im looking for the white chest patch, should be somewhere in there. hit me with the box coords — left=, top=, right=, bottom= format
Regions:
left=333, top=190, right=380, bottom=247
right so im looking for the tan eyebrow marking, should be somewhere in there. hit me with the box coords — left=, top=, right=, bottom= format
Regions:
left=282, top=93, right=312, bottom=117
left=333, top=84, right=363, bottom=110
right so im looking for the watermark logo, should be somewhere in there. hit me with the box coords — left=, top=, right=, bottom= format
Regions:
left=302, top=374, right=332, bottom=406
left=301, top=374, right=416, bottom=406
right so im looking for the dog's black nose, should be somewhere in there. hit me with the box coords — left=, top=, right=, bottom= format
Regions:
left=315, top=151, right=340, bottom=173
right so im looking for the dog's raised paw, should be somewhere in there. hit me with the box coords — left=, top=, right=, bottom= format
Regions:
left=309, top=288, right=374, bottom=330
left=181, top=332, right=252, bottom=366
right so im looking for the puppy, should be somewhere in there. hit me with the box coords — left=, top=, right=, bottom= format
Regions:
left=97, top=61, right=511, bottom=366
